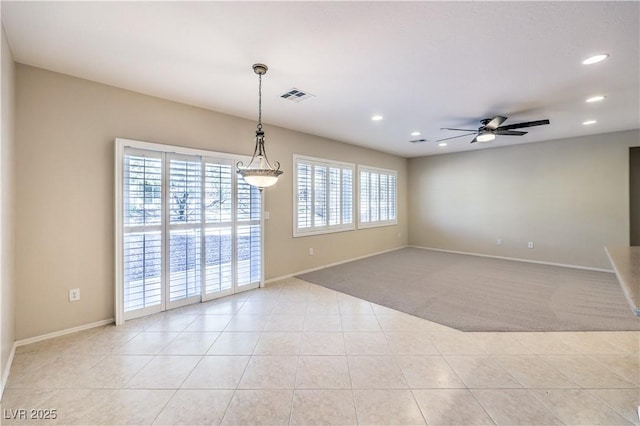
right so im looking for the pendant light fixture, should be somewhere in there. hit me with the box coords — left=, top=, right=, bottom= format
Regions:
left=237, top=63, right=283, bottom=190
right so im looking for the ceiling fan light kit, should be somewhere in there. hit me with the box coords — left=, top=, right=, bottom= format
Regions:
left=476, top=132, right=496, bottom=143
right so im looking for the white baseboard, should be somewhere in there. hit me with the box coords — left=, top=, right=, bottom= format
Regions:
left=265, top=245, right=407, bottom=285
left=409, top=245, right=614, bottom=273
left=1, top=342, right=17, bottom=399
left=15, top=318, right=115, bottom=348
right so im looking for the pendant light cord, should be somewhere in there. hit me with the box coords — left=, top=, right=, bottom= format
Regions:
left=257, top=72, right=263, bottom=132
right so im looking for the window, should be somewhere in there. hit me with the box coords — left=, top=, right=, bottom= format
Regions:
left=116, top=139, right=263, bottom=324
left=294, top=155, right=354, bottom=236
left=358, top=165, right=397, bottom=228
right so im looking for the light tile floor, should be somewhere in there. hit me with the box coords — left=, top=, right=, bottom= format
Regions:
left=1, top=278, right=639, bottom=425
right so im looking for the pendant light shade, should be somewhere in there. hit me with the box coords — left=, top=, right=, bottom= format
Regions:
left=237, top=63, right=283, bottom=190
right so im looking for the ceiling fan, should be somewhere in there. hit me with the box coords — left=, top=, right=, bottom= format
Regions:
left=438, top=116, right=550, bottom=144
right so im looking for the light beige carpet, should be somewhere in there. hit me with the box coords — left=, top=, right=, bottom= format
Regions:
left=298, top=247, right=640, bottom=332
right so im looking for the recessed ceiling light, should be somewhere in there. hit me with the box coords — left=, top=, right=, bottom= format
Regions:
left=371, top=115, right=383, bottom=121
left=438, top=142, right=447, bottom=147
left=411, top=131, right=421, bottom=136
left=582, top=120, right=597, bottom=125
left=582, top=54, right=609, bottom=65
left=585, top=95, right=605, bottom=103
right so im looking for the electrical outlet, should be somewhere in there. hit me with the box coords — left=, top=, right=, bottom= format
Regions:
left=528, top=241, right=534, bottom=249
left=69, top=288, right=80, bottom=302
left=309, top=248, right=314, bottom=256
left=496, top=239, right=502, bottom=245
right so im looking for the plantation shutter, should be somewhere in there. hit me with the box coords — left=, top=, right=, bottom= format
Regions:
left=293, top=155, right=355, bottom=236
left=203, top=161, right=234, bottom=295
left=342, top=168, right=353, bottom=225
left=389, top=174, right=397, bottom=220
left=360, top=171, right=370, bottom=223
left=167, top=155, right=202, bottom=303
left=123, top=150, right=163, bottom=312
left=314, top=165, right=328, bottom=227
left=236, top=177, right=262, bottom=286
left=329, top=167, right=341, bottom=226
left=297, top=162, right=313, bottom=229
left=358, top=166, right=398, bottom=228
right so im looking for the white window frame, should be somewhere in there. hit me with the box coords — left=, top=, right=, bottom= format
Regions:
left=357, top=165, right=398, bottom=229
left=293, top=154, right=355, bottom=237
left=115, top=138, right=264, bottom=325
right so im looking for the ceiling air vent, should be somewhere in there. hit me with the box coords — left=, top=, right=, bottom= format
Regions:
left=281, top=88, right=315, bottom=103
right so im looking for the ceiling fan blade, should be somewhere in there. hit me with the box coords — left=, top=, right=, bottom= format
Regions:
left=484, top=116, right=508, bottom=130
left=409, top=139, right=428, bottom=143
left=497, top=119, right=550, bottom=131
left=470, top=136, right=479, bottom=144
left=440, top=127, right=477, bottom=132
left=436, top=132, right=477, bottom=142
left=495, top=130, right=527, bottom=136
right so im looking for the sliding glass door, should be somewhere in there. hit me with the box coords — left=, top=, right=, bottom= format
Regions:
left=117, top=141, right=262, bottom=322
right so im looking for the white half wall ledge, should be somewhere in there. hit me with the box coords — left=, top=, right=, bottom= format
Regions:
left=606, top=246, right=640, bottom=317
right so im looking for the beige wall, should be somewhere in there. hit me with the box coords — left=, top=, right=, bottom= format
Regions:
left=630, top=147, right=640, bottom=245
left=1, top=24, right=16, bottom=390
left=408, top=129, right=639, bottom=270
left=14, top=65, right=408, bottom=340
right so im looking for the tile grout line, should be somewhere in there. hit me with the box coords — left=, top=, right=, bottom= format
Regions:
left=149, top=388, right=179, bottom=425
left=584, top=388, right=640, bottom=424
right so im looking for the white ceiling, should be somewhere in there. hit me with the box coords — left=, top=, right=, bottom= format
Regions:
left=2, top=1, right=638, bottom=158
